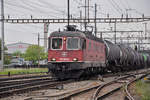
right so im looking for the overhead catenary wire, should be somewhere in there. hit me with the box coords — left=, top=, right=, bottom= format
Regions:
left=21, top=0, right=63, bottom=17
left=5, top=0, right=65, bottom=18
left=111, top=0, right=123, bottom=13
left=37, top=0, right=80, bottom=18
left=120, top=0, right=128, bottom=10
left=37, top=0, right=67, bottom=15
left=124, top=0, right=131, bottom=9
left=73, top=0, right=84, bottom=6
left=107, top=0, right=122, bottom=14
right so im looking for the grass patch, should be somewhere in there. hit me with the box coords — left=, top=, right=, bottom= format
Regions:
left=0, top=68, right=48, bottom=75
left=136, top=80, right=150, bottom=100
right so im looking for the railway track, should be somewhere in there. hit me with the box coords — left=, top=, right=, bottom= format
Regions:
left=57, top=74, right=135, bottom=100
left=0, top=74, right=72, bottom=98
left=0, top=74, right=50, bottom=82
left=0, top=74, right=53, bottom=89
left=1, top=69, right=149, bottom=99
left=0, top=72, right=47, bottom=77
left=92, top=74, right=136, bottom=100
left=55, top=71, right=149, bottom=100
left=124, top=73, right=149, bottom=100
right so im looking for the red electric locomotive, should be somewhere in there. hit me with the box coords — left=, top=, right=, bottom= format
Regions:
left=48, top=26, right=106, bottom=79
left=48, top=26, right=150, bottom=79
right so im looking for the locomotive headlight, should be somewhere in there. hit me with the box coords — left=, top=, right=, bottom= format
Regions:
left=144, top=77, right=148, bottom=80
left=51, top=58, right=56, bottom=61
left=64, top=37, right=66, bottom=41
left=73, top=58, right=78, bottom=61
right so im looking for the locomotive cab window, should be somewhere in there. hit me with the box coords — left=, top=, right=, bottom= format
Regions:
left=88, top=42, right=91, bottom=51
left=67, top=37, right=79, bottom=50
left=51, top=37, right=63, bottom=50
left=48, top=38, right=51, bottom=49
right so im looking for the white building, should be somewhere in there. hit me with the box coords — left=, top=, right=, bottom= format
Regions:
left=6, top=42, right=32, bottom=54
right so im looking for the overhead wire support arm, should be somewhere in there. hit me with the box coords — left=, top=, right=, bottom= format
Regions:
left=4, top=17, right=150, bottom=24
left=97, top=30, right=143, bottom=33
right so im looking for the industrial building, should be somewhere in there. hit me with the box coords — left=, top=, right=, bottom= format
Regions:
left=6, top=42, right=33, bottom=54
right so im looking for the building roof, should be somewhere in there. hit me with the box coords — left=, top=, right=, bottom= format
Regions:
left=6, top=42, right=32, bottom=46
left=6, top=42, right=33, bottom=54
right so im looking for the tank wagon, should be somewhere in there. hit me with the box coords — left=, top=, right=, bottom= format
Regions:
left=48, top=26, right=150, bottom=79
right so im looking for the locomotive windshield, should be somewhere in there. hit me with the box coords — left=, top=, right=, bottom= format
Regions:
left=51, top=38, right=63, bottom=50
left=67, top=37, right=79, bottom=50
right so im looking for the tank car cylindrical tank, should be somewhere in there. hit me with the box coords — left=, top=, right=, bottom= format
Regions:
left=138, top=53, right=144, bottom=67
left=104, top=40, right=122, bottom=65
left=134, top=51, right=141, bottom=66
left=118, top=45, right=128, bottom=65
left=146, top=54, right=150, bottom=66
left=118, top=45, right=139, bottom=70
left=141, top=53, right=150, bottom=67
left=126, top=47, right=136, bottom=66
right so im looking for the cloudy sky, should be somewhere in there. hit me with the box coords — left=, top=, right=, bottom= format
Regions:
left=0, top=0, right=150, bottom=46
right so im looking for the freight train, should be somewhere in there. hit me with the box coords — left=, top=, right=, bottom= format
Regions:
left=48, top=26, right=150, bottom=79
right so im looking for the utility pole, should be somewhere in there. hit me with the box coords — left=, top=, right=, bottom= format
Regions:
left=38, top=33, right=40, bottom=68
left=44, top=23, right=49, bottom=52
left=67, top=0, right=70, bottom=26
left=38, top=33, right=40, bottom=46
left=94, top=3, right=97, bottom=37
left=138, top=32, right=140, bottom=51
left=80, top=10, right=82, bottom=30
left=87, top=0, right=90, bottom=20
left=1, top=0, right=4, bottom=70
left=78, top=0, right=92, bottom=31
left=143, top=23, right=147, bottom=39
left=114, top=22, right=117, bottom=44
left=84, top=0, right=87, bottom=31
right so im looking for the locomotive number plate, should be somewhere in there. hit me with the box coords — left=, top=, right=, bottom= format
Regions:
left=59, top=58, right=70, bottom=61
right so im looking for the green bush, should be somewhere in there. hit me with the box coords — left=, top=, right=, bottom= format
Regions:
left=136, top=80, right=150, bottom=100
left=0, top=68, right=48, bottom=75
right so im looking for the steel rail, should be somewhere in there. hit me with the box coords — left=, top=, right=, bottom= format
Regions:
left=0, top=74, right=50, bottom=82
left=0, top=77, right=53, bottom=87
left=92, top=74, right=136, bottom=100
left=0, top=72, right=47, bottom=77
left=58, top=69, right=150, bottom=100
left=58, top=75, right=135, bottom=100
left=0, top=79, right=72, bottom=98
left=0, top=79, right=55, bottom=93
left=125, top=73, right=149, bottom=100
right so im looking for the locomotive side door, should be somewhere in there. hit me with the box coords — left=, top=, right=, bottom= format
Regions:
left=81, top=38, right=86, bottom=61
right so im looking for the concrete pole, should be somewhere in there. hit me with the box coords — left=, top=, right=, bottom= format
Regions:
left=84, top=0, right=87, bottom=31
left=94, top=3, right=97, bottom=37
left=38, top=33, right=40, bottom=68
left=80, top=10, right=82, bottom=30
left=143, top=23, right=147, bottom=39
left=114, top=22, right=117, bottom=44
left=1, top=0, right=4, bottom=70
left=44, top=23, right=49, bottom=52
left=67, top=0, right=70, bottom=26
left=87, top=0, right=90, bottom=21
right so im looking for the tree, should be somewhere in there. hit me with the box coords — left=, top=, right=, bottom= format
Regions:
left=4, top=54, right=11, bottom=65
left=0, top=39, right=8, bottom=60
left=12, top=51, right=23, bottom=57
left=0, top=39, right=10, bottom=64
left=24, top=45, right=47, bottom=64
